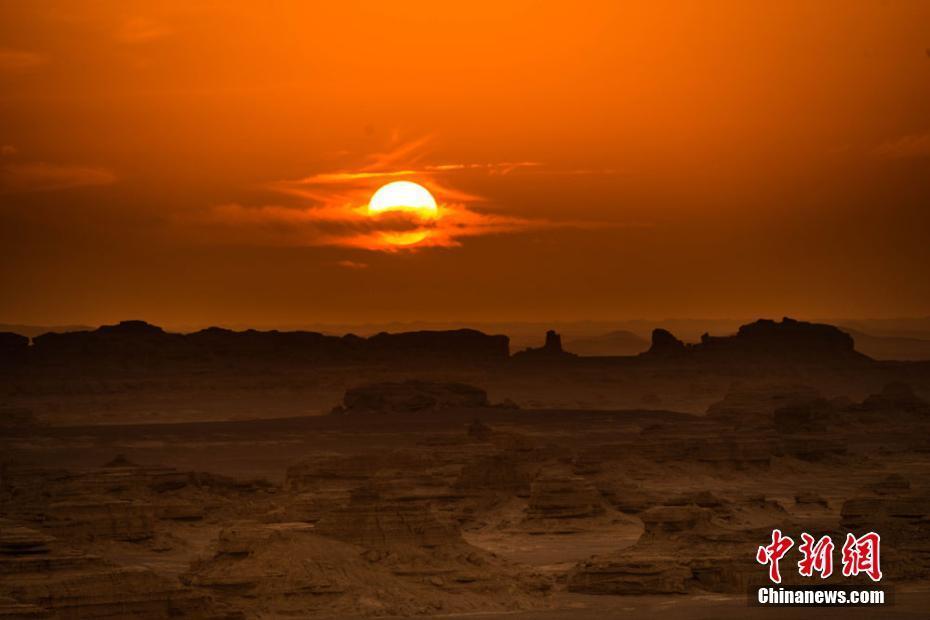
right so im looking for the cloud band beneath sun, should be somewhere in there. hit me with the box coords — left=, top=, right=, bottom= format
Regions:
left=189, top=140, right=599, bottom=252
left=198, top=201, right=562, bottom=251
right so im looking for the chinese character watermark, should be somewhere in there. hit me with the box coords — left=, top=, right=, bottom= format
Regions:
left=756, top=531, right=881, bottom=583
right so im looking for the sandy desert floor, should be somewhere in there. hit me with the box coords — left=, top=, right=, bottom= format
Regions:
left=3, top=379, right=929, bottom=619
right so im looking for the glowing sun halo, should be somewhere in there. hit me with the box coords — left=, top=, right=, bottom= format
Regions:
left=368, top=181, right=438, bottom=218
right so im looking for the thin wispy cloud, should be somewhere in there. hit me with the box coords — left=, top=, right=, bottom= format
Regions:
left=363, top=134, right=434, bottom=170
left=0, top=162, right=116, bottom=194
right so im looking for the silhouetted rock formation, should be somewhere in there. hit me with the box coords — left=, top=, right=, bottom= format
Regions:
left=643, top=318, right=869, bottom=363
left=513, top=330, right=576, bottom=360
left=10, top=317, right=884, bottom=374
left=332, top=381, right=490, bottom=414
left=647, top=328, right=688, bottom=357
left=543, top=330, right=562, bottom=352
left=27, top=321, right=510, bottom=368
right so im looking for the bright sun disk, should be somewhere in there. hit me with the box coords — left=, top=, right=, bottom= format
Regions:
left=368, top=181, right=438, bottom=218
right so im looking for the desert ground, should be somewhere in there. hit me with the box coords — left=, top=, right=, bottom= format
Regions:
left=2, top=318, right=929, bottom=618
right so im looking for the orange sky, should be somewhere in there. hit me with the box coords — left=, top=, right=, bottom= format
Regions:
left=1, top=1, right=929, bottom=327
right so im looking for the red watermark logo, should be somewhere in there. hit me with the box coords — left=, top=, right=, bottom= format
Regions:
left=756, top=530, right=882, bottom=583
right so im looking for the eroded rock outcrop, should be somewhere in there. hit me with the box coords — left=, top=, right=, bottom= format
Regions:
left=857, top=382, right=928, bottom=414
left=705, top=383, right=824, bottom=425
left=285, top=450, right=464, bottom=523
left=315, top=485, right=460, bottom=549
left=634, top=421, right=778, bottom=468
left=187, top=506, right=549, bottom=617
left=455, top=454, right=533, bottom=496
left=0, top=520, right=207, bottom=618
left=841, top=484, right=930, bottom=580
left=0, top=460, right=274, bottom=540
left=41, top=499, right=155, bottom=542
left=525, top=474, right=604, bottom=522
left=567, top=497, right=782, bottom=596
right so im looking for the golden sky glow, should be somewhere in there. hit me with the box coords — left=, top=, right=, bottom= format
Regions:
left=1, top=1, right=929, bottom=327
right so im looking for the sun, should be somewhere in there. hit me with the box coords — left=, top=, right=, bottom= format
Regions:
left=368, top=181, right=438, bottom=218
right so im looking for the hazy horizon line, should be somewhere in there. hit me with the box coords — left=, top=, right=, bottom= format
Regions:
left=3, top=314, right=930, bottom=335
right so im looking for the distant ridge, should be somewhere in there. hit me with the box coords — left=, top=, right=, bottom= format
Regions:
left=2, top=320, right=510, bottom=367
left=0, top=324, right=94, bottom=339
left=0, top=317, right=891, bottom=368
